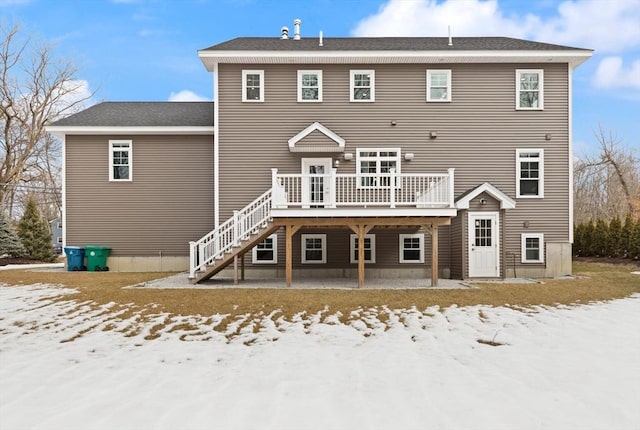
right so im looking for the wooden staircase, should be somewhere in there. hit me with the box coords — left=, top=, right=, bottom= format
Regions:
left=189, top=221, right=279, bottom=284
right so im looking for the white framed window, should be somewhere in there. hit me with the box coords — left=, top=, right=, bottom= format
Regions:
left=399, top=233, right=424, bottom=263
left=252, top=234, right=277, bottom=264
left=521, top=233, right=544, bottom=263
left=516, top=69, right=543, bottom=110
left=242, top=70, right=264, bottom=102
left=426, top=69, right=451, bottom=102
left=350, top=234, right=376, bottom=263
left=516, top=149, right=544, bottom=198
left=298, top=70, right=322, bottom=102
left=109, top=140, right=132, bottom=181
left=301, top=234, right=326, bottom=264
left=350, top=70, right=375, bottom=102
left=356, top=148, right=401, bottom=188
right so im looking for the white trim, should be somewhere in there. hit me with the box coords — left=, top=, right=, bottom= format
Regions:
left=301, top=234, right=327, bottom=264
left=399, top=233, right=424, bottom=263
left=252, top=234, right=277, bottom=264
left=288, top=122, right=345, bottom=151
left=214, top=64, right=219, bottom=227
left=350, top=234, right=376, bottom=264
left=521, top=233, right=544, bottom=263
left=46, top=126, right=214, bottom=138
left=271, top=208, right=457, bottom=218
left=426, top=69, right=452, bottom=102
left=455, top=182, right=516, bottom=210
left=109, top=140, right=132, bottom=182
left=61, top=135, right=67, bottom=249
left=516, top=69, right=544, bottom=110
left=198, top=50, right=593, bottom=69
left=350, top=69, right=375, bottom=102
left=516, top=149, right=544, bottom=198
left=297, top=70, right=323, bottom=102
left=242, top=69, right=264, bottom=102
left=568, top=64, right=574, bottom=243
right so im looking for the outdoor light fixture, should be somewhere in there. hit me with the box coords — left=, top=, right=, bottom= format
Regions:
left=404, top=153, right=415, bottom=161
left=343, top=153, right=353, bottom=161
left=430, top=131, right=438, bottom=139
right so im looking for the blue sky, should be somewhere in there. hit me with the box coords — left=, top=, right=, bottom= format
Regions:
left=2, top=0, right=639, bottom=153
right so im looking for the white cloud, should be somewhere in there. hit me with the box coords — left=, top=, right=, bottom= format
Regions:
left=352, top=0, right=640, bottom=53
left=168, top=90, right=210, bottom=102
left=52, top=79, right=96, bottom=118
left=593, top=56, right=640, bottom=89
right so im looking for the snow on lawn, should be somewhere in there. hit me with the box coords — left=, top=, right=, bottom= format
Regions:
left=1, top=284, right=639, bottom=430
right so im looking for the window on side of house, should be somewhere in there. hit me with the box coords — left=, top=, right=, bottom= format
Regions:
left=356, top=148, right=401, bottom=188
left=426, top=69, right=451, bottom=102
left=350, top=70, right=375, bottom=102
left=399, top=233, right=424, bottom=263
left=301, top=234, right=326, bottom=264
left=252, top=234, right=277, bottom=264
left=298, top=70, right=322, bottom=102
left=242, top=70, right=264, bottom=102
left=521, top=233, right=544, bottom=263
left=516, top=149, right=544, bottom=198
left=516, top=69, right=543, bottom=110
left=350, top=234, right=376, bottom=264
left=109, top=140, right=132, bottom=181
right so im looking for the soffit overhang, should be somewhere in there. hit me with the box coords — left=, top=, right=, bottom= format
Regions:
left=46, top=126, right=216, bottom=139
left=198, top=50, right=593, bottom=70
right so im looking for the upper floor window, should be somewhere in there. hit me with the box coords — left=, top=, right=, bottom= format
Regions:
left=298, top=70, right=322, bottom=102
left=242, top=70, right=264, bottom=102
left=399, top=233, right=424, bottom=263
left=426, top=70, right=451, bottom=102
left=521, top=233, right=544, bottom=263
left=356, top=148, right=401, bottom=188
left=109, top=140, right=132, bottom=181
left=516, top=149, right=544, bottom=198
left=350, top=70, right=375, bottom=102
left=516, top=69, right=543, bottom=110
left=350, top=234, right=376, bottom=263
left=252, top=234, right=277, bottom=264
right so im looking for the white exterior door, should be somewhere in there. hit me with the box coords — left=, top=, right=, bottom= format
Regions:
left=468, top=212, right=499, bottom=277
left=301, top=158, right=332, bottom=208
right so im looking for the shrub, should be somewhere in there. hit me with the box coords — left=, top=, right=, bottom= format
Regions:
left=17, top=196, right=56, bottom=262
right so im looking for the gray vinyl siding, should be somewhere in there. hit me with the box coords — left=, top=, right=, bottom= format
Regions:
left=65, top=135, right=214, bottom=256
left=218, top=62, right=570, bottom=273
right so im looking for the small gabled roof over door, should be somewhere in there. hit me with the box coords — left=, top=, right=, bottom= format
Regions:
left=288, top=122, right=345, bottom=153
left=455, top=182, right=516, bottom=210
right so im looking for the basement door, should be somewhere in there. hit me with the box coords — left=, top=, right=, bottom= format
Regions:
left=301, top=158, right=332, bottom=208
left=468, top=212, right=500, bottom=277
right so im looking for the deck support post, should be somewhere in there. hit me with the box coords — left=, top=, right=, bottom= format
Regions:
left=285, top=224, right=301, bottom=287
left=241, top=254, right=245, bottom=281
left=425, top=224, right=439, bottom=287
left=348, top=224, right=374, bottom=288
left=233, top=255, right=239, bottom=285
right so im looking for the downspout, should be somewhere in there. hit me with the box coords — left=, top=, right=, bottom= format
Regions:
left=568, top=63, right=574, bottom=244
left=214, top=62, right=220, bottom=228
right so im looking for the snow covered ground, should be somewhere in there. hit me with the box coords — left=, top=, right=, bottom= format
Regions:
left=1, top=283, right=639, bottom=430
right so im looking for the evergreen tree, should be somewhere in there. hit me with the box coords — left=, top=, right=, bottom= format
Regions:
left=607, top=216, right=623, bottom=257
left=573, top=222, right=584, bottom=256
left=622, top=214, right=635, bottom=258
left=631, top=218, right=640, bottom=260
left=17, top=196, right=56, bottom=262
left=0, top=214, right=27, bottom=257
left=593, top=218, right=608, bottom=257
left=583, top=220, right=596, bottom=257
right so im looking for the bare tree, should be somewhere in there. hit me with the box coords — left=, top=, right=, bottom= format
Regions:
left=1, top=24, right=91, bottom=219
left=574, top=125, right=640, bottom=224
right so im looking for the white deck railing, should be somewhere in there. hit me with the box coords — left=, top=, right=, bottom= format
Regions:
left=272, top=168, right=455, bottom=209
left=189, top=189, right=272, bottom=278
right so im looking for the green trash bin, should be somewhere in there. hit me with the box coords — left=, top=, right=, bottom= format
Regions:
left=84, top=245, right=111, bottom=272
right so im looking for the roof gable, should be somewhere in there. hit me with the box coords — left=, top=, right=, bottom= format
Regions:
left=455, top=183, right=516, bottom=210
left=288, top=122, right=345, bottom=153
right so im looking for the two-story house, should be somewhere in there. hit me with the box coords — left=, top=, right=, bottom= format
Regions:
left=47, top=28, right=592, bottom=286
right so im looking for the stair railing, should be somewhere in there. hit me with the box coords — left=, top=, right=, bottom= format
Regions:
left=189, top=189, right=272, bottom=278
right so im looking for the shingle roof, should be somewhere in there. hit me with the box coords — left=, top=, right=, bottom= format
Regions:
left=202, top=37, right=588, bottom=52
left=50, top=102, right=214, bottom=127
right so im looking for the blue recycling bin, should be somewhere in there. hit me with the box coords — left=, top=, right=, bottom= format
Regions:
left=64, top=246, right=85, bottom=271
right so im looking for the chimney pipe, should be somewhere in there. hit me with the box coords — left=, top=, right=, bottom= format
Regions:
left=319, top=30, right=323, bottom=47
left=281, top=26, right=289, bottom=39
left=293, top=18, right=301, bottom=40
left=448, top=25, right=453, bottom=46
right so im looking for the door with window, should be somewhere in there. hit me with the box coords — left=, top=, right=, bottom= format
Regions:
left=301, top=158, right=332, bottom=208
left=468, top=212, right=499, bottom=277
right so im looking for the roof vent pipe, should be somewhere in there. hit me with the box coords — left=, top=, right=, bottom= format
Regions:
left=293, top=18, right=301, bottom=40
left=448, top=25, right=453, bottom=46
left=319, top=30, right=323, bottom=47
left=281, top=26, right=289, bottom=39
